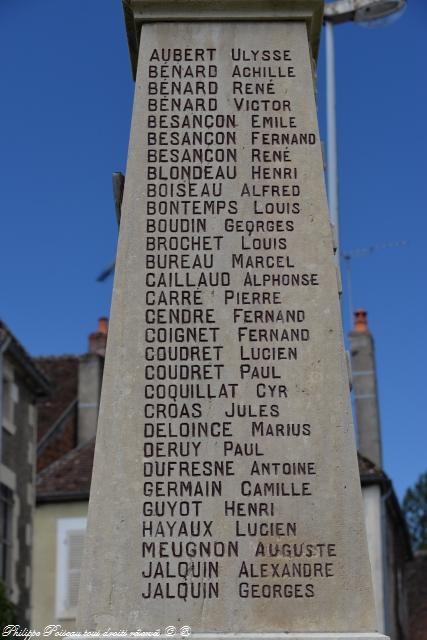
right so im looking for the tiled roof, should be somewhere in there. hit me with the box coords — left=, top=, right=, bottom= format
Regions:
left=357, top=452, right=383, bottom=480
left=0, top=319, right=51, bottom=396
left=35, top=356, right=79, bottom=442
left=407, top=551, right=427, bottom=640
left=36, top=438, right=94, bottom=502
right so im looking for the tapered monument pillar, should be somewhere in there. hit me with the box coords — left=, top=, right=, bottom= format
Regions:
left=77, top=2, right=386, bottom=638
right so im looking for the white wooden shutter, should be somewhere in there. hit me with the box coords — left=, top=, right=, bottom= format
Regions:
left=66, top=528, right=86, bottom=610
left=56, top=518, right=87, bottom=619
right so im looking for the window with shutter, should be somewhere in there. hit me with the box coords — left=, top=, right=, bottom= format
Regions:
left=2, top=377, right=14, bottom=430
left=56, top=518, right=86, bottom=620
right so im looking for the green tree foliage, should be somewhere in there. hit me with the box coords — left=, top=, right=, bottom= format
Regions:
left=0, top=580, right=15, bottom=631
left=403, top=471, right=427, bottom=552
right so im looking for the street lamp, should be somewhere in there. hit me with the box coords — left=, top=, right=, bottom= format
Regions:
left=323, top=0, right=407, bottom=252
left=325, top=0, right=406, bottom=23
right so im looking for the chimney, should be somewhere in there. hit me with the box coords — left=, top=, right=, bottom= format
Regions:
left=349, top=309, right=383, bottom=468
left=78, top=319, right=108, bottom=444
left=88, top=317, right=108, bottom=356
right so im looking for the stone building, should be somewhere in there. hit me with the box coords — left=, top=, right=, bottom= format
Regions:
left=0, top=320, right=50, bottom=626
left=32, top=319, right=107, bottom=630
left=359, top=454, right=412, bottom=638
left=350, top=310, right=412, bottom=639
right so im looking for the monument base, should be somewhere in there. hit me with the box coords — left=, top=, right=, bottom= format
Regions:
left=74, top=634, right=389, bottom=640
left=183, top=636, right=388, bottom=640
left=185, top=635, right=389, bottom=640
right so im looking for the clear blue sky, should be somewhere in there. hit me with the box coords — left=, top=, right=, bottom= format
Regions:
left=0, top=0, right=425, bottom=499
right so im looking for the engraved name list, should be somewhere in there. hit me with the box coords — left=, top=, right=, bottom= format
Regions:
left=139, top=35, right=335, bottom=605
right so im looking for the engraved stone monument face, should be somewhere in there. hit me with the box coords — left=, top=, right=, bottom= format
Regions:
left=77, top=2, right=387, bottom=638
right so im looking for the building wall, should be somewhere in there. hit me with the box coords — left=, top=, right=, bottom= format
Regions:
left=1, top=356, right=37, bottom=626
left=362, top=483, right=409, bottom=640
left=363, top=484, right=385, bottom=633
left=32, top=501, right=87, bottom=632
left=384, top=506, right=409, bottom=640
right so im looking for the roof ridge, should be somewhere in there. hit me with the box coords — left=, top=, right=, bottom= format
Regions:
left=34, top=354, right=80, bottom=361
left=0, top=319, right=51, bottom=395
left=357, top=451, right=384, bottom=476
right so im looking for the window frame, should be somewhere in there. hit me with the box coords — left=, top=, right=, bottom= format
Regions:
left=55, top=517, right=87, bottom=620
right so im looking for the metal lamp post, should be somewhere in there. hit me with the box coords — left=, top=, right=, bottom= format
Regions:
left=323, top=0, right=407, bottom=253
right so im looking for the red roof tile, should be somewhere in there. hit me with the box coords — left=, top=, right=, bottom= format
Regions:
left=35, top=356, right=79, bottom=442
left=358, top=452, right=383, bottom=478
left=37, top=438, right=94, bottom=501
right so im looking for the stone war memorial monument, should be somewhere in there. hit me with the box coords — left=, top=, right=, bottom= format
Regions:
left=77, top=1, right=387, bottom=639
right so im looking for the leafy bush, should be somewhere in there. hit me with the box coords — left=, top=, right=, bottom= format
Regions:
left=403, top=471, right=427, bottom=552
left=0, top=580, right=15, bottom=631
